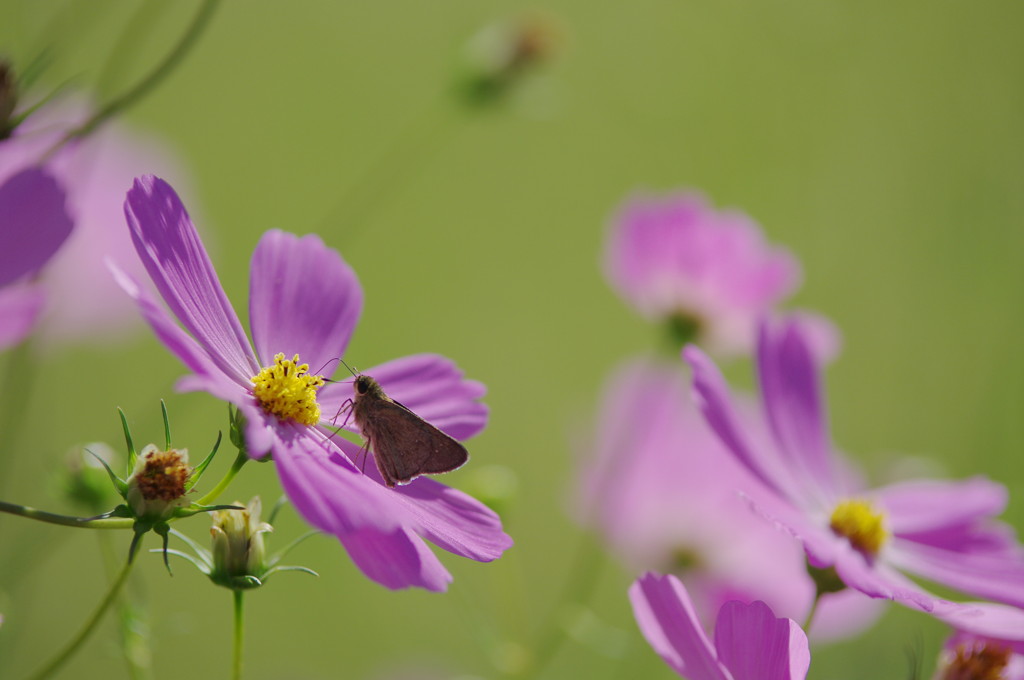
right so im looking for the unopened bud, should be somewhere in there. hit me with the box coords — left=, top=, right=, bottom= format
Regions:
left=461, top=14, right=559, bottom=105
left=210, top=497, right=272, bottom=589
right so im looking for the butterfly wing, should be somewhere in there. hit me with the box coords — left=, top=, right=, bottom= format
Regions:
left=359, top=398, right=469, bottom=487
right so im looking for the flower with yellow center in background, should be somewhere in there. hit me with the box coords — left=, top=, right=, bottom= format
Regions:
left=685, top=316, right=1024, bottom=640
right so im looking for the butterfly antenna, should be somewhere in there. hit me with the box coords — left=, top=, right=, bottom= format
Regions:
left=338, top=358, right=359, bottom=378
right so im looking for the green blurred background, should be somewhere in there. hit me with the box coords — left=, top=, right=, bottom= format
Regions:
left=1, top=1, right=1023, bottom=678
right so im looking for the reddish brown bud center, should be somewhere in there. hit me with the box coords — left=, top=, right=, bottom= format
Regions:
left=135, top=449, right=190, bottom=501
left=941, top=641, right=1011, bottom=680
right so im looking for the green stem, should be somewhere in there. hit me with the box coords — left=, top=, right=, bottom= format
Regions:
left=28, top=554, right=136, bottom=680
left=802, top=592, right=822, bottom=633
left=39, top=0, right=221, bottom=161
left=196, top=450, right=248, bottom=506
left=232, top=590, right=245, bottom=680
left=0, top=500, right=132, bottom=529
left=526, top=534, right=606, bottom=678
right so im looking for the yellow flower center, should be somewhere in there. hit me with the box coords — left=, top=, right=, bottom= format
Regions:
left=829, top=499, right=888, bottom=557
left=250, top=353, right=324, bottom=426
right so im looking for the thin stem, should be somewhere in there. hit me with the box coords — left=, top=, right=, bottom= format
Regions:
left=28, top=554, right=136, bottom=680
left=0, top=500, right=132, bottom=529
left=39, top=0, right=221, bottom=161
left=232, top=590, right=245, bottom=680
left=526, top=534, right=607, bottom=678
left=802, top=592, right=822, bottom=633
left=195, top=450, right=249, bottom=507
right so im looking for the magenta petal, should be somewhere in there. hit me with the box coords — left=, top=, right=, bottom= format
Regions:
left=380, top=474, right=512, bottom=561
left=629, top=573, right=728, bottom=680
left=887, top=542, right=1024, bottom=608
left=685, top=345, right=790, bottom=499
left=756, top=319, right=835, bottom=499
left=273, top=431, right=401, bottom=536
left=124, top=176, right=258, bottom=383
left=337, top=524, right=453, bottom=592
left=0, top=284, right=45, bottom=349
left=248, top=230, right=362, bottom=371
left=931, top=602, right=1024, bottom=642
left=0, top=168, right=74, bottom=286
left=715, top=600, right=809, bottom=680
left=321, top=354, right=488, bottom=440
left=879, top=477, right=1008, bottom=535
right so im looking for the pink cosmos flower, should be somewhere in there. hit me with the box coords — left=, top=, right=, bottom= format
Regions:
left=0, top=168, right=73, bottom=349
left=685, top=316, right=1024, bottom=637
left=604, top=192, right=801, bottom=355
left=577, top=356, right=882, bottom=640
left=935, top=631, right=1024, bottom=680
left=115, top=176, right=512, bottom=591
left=630, top=572, right=810, bottom=680
left=1, top=89, right=187, bottom=347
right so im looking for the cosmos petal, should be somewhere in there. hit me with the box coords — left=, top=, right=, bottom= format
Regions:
left=0, top=284, right=45, bottom=349
left=337, top=524, right=453, bottom=592
left=715, top=600, right=810, bottom=680
left=629, top=573, right=728, bottom=680
left=124, top=176, right=258, bottom=384
left=756, top=319, right=835, bottom=500
left=249, top=230, right=362, bottom=371
left=879, top=477, right=1008, bottom=534
left=887, top=542, right=1024, bottom=608
left=0, top=168, right=74, bottom=287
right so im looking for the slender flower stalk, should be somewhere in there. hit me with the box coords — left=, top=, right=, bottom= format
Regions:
left=28, top=557, right=136, bottom=680
left=232, top=590, right=244, bottom=680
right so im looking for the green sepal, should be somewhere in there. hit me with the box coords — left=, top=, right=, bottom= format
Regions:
left=172, top=503, right=244, bottom=519
left=160, top=399, right=172, bottom=450
left=85, top=447, right=128, bottom=494
left=153, top=522, right=172, bottom=575
left=228, top=405, right=247, bottom=456
left=225, top=575, right=263, bottom=591
left=118, top=408, right=138, bottom=469
left=185, top=431, right=222, bottom=491
left=267, top=530, right=319, bottom=566
left=152, top=548, right=211, bottom=575
left=264, top=565, right=319, bottom=579
left=267, top=495, right=288, bottom=525
left=85, top=503, right=133, bottom=521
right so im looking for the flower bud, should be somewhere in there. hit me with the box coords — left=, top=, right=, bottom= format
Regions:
left=461, top=13, right=558, bottom=105
left=125, top=445, right=192, bottom=521
left=60, top=442, right=120, bottom=512
left=209, top=497, right=272, bottom=589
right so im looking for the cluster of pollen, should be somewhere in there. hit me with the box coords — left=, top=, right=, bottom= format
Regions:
left=941, top=641, right=1011, bottom=680
left=250, top=353, right=324, bottom=426
left=829, top=499, right=888, bottom=557
left=136, top=449, right=191, bottom=501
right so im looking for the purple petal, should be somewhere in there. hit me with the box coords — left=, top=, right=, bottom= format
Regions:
left=321, top=354, right=488, bottom=440
left=930, top=601, right=1024, bottom=642
left=124, top=176, right=258, bottom=383
left=715, top=600, right=810, bottom=680
left=684, top=345, right=791, bottom=500
left=248, top=230, right=362, bottom=372
left=629, top=573, right=728, bottom=680
left=371, top=468, right=512, bottom=562
left=756, top=319, right=835, bottom=501
left=879, top=477, right=1008, bottom=535
left=0, top=168, right=74, bottom=286
left=337, top=525, right=453, bottom=592
left=887, top=541, right=1024, bottom=608
left=0, top=283, right=45, bottom=349
left=273, top=430, right=401, bottom=536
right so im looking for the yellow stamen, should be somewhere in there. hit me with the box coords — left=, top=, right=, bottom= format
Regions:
left=250, top=353, right=324, bottom=426
left=829, top=499, right=888, bottom=557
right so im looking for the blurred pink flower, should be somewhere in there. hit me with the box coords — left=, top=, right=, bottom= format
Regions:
left=577, top=356, right=881, bottom=641
left=0, top=168, right=73, bottom=348
left=630, top=572, right=810, bottom=680
left=604, top=192, right=800, bottom=355
left=935, top=632, right=1024, bottom=680
left=686, top=316, right=1024, bottom=639
left=0, top=90, right=189, bottom=348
